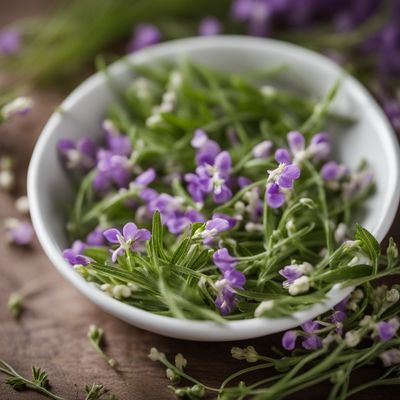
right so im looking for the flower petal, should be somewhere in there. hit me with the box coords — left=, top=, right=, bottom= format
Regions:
left=123, top=222, right=138, bottom=240
left=103, top=228, right=121, bottom=243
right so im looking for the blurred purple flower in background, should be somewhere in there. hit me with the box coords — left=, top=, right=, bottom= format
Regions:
left=198, top=17, right=222, bottom=36
left=0, top=29, right=21, bottom=55
left=128, top=23, right=161, bottom=52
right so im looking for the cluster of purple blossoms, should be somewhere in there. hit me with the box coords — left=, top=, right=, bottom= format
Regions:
left=146, top=192, right=205, bottom=235
left=282, top=319, right=323, bottom=351
left=185, top=130, right=233, bottom=204
left=57, top=137, right=97, bottom=171
left=213, top=248, right=246, bottom=315
left=103, top=222, right=151, bottom=262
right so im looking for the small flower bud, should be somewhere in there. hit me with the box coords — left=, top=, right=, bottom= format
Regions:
left=15, top=196, right=30, bottom=214
left=334, top=223, right=348, bottom=243
left=245, top=222, right=263, bottom=233
left=148, top=347, right=165, bottom=362
left=0, top=170, right=15, bottom=191
left=111, top=284, right=132, bottom=299
left=387, top=238, right=398, bottom=260
left=286, top=219, right=296, bottom=235
left=166, top=368, right=180, bottom=382
left=254, top=300, right=274, bottom=317
left=175, top=353, right=187, bottom=371
left=299, top=198, right=315, bottom=208
left=260, top=85, right=276, bottom=97
left=288, top=276, right=310, bottom=296
left=379, top=349, right=400, bottom=367
left=234, top=201, right=245, bottom=213
left=386, top=289, right=400, bottom=304
left=231, top=346, right=258, bottom=362
left=345, top=330, right=361, bottom=347
left=359, top=315, right=373, bottom=327
left=8, top=292, right=23, bottom=319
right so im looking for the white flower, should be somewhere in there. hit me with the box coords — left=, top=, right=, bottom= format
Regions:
left=379, top=349, right=400, bottom=367
left=345, top=331, right=361, bottom=347
left=148, top=347, right=165, bottom=361
left=254, top=300, right=274, bottom=317
left=334, top=223, right=348, bottom=243
left=386, top=289, right=400, bottom=304
left=288, top=276, right=310, bottom=296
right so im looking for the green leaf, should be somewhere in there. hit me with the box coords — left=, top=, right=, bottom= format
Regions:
left=148, top=211, right=168, bottom=262
left=355, top=224, right=380, bottom=261
left=170, top=238, right=192, bottom=267
left=31, top=367, right=48, bottom=388
left=317, top=264, right=373, bottom=283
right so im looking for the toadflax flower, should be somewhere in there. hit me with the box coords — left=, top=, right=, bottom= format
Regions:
left=376, top=318, right=400, bottom=342
left=213, top=248, right=245, bottom=315
left=146, top=192, right=204, bottom=235
left=190, top=129, right=221, bottom=166
left=301, top=320, right=323, bottom=350
left=57, top=137, right=96, bottom=170
left=201, top=217, right=230, bottom=245
left=186, top=150, right=233, bottom=204
left=252, top=140, right=273, bottom=159
left=63, top=240, right=91, bottom=265
left=279, top=262, right=313, bottom=288
left=103, top=119, right=132, bottom=156
left=282, top=330, right=298, bottom=351
left=103, top=222, right=151, bottom=262
left=128, top=23, right=161, bottom=52
left=4, top=218, right=34, bottom=246
left=93, top=150, right=132, bottom=191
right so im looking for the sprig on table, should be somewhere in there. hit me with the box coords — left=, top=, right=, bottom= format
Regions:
left=88, top=325, right=118, bottom=368
left=0, top=359, right=64, bottom=400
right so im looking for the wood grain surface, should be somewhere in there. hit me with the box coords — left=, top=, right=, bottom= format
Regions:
left=1, top=2, right=400, bottom=399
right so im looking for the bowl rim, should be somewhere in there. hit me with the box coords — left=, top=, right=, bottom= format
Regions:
left=28, top=35, right=400, bottom=341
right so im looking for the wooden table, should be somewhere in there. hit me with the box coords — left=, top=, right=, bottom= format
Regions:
left=1, top=2, right=400, bottom=399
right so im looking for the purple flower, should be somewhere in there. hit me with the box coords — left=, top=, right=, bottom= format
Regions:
left=147, top=193, right=204, bottom=235
left=103, top=120, right=132, bottom=157
left=275, top=148, right=291, bottom=164
left=265, top=182, right=285, bottom=208
left=201, top=218, right=230, bottom=245
left=252, top=140, right=273, bottom=159
left=86, top=227, right=106, bottom=246
left=185, top=173, right=206, bottom=203
left=213, top=248, right=237, bottom=271
left=4, top=219, right=33, bottom=246
left=134, top=168, right=156, bottom=186
left=57, top=137, right=96, bottom=170
left=282, top=330, right=297, bottom=351
left=377, top=319, right=400, bottom=342
left=238, top=176, right=252, bottom=188
left=191, top=129, right=221, bottom=166
left=301, top=320, right=320, bottom=333
left=190, top=151, right=233, bottom=204
left=302, top=335, right=323, bottom=350
left=198, top=17, right=222, bottom=36
left=128, top=23, right=161, bottom=52
left=0, top=29, right=21, bottom=55
left=93, top=150, right=132, bottom=191
left=309, top=133, right=331, bottom=160
left=320, top=161, right=347, bottom=181
left=215, top=267, right=246, bottom=315
left=287, top=131, right=305, bottom=155
left=231, top=0, right=273, bottom=37
left=343, top=169, right=374, bottom=199
left=212, top=213, right=238, bottom=229
left=63, top=240, right=91, bottom=265
left=279, top=265, right=304, bottom=287
left=103, top=222, right=151, bottom=262
left=331, top=310, right=346, bottom=334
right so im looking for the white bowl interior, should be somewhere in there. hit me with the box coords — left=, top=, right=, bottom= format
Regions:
left=28, top=36, right=400, bottom=341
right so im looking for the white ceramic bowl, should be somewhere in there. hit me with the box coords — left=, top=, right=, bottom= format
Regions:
left=28, top=36, right=400, bottom=341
